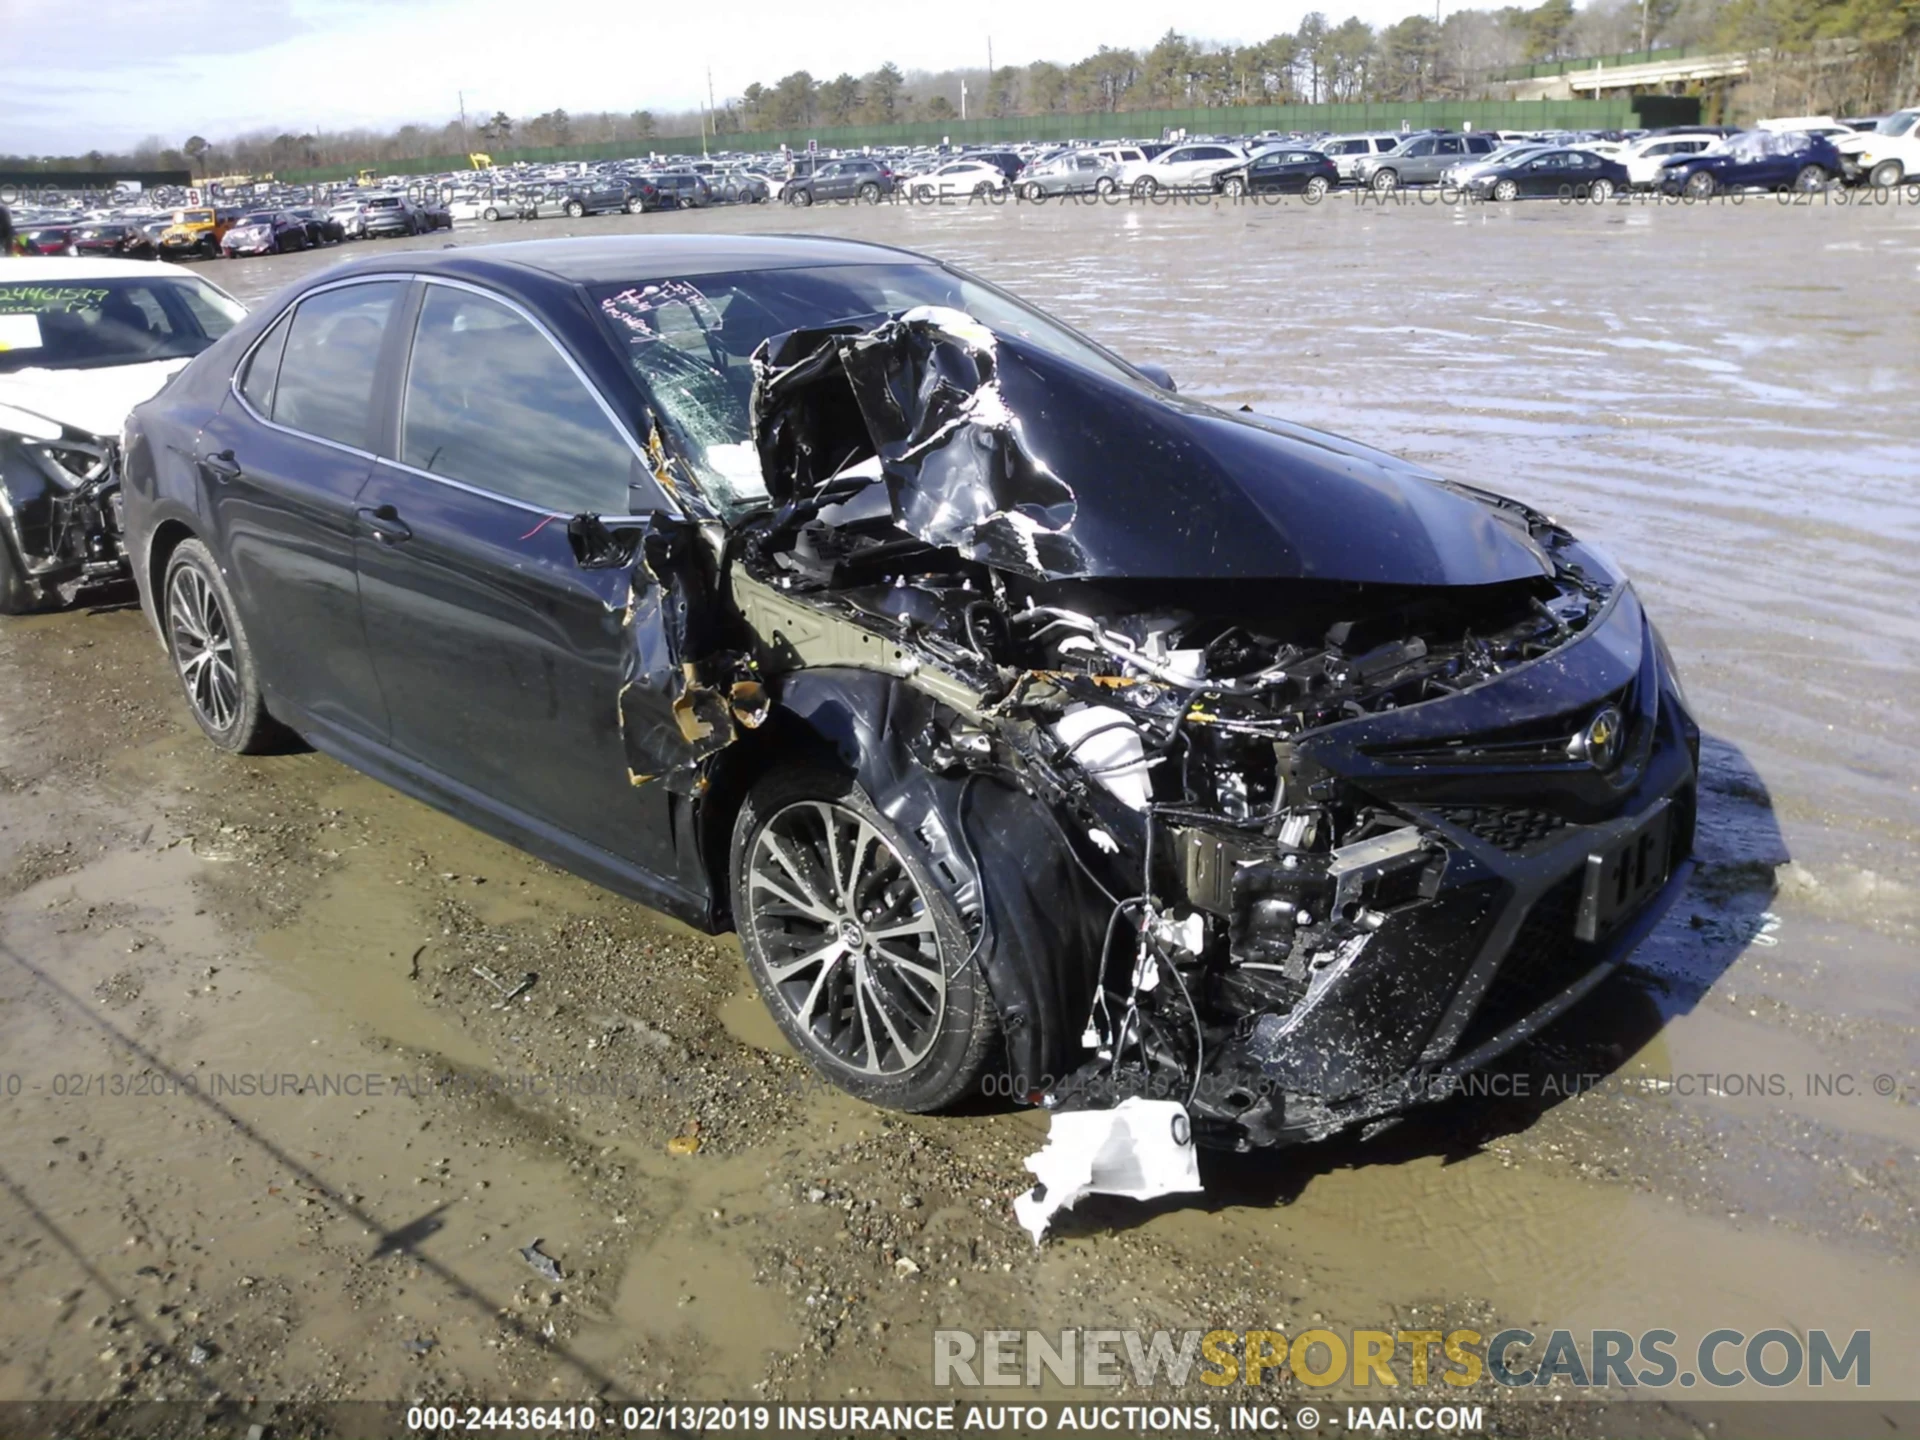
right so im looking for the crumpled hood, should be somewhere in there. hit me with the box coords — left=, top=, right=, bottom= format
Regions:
left=752, top=309, right=1553, bottom=586
left=0, top=358, right=190, bottom=440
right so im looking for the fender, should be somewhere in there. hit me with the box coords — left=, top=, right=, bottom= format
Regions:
left=754, top=666, right=1104, bottom=1088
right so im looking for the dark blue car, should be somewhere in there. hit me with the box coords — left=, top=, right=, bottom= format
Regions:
left=118, top=235, right=1697, bottom=1147
left=1659, top=130, right=1841, bottom=196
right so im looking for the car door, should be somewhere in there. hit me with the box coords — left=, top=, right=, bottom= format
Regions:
left=193, top=277, right=404, bottom=737
left=1245, top=153, right=1284, bottom=193
left=350, top=279, right=683, bottom=875
left=812, top=163, right=849, bottom=201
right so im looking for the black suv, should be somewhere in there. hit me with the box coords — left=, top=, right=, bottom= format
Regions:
left=782, top=158, right=896, bottom=205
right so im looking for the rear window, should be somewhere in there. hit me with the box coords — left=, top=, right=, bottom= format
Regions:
left=271, top=281, right=402, bottom=450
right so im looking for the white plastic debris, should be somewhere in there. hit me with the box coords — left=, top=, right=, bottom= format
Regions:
left=1012, top=1098, right=1203, bottom=1243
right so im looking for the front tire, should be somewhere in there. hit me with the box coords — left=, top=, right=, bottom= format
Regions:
left=0, top=538, right=39, bottom=615
left=1371, top=168, right=1399, bottom=193
left=788, top=188, right=812, bottom=207
left=1793, top=164, right=1827, bottom=192
left=1685, top=170, right=1716, bottom=198
left=163, top=539, right=276, bottom=754
left=1221, top=175, right=1247, bottom=198
left=732, top=768, right=998, bottom=1113
left=1869, top=159, right=1904, bottom=187
left=1492, top=178, right=1519, bottom=202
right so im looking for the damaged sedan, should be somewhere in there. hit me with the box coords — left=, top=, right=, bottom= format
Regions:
left=2, top=259, right=246, bottom=614
left=121, top=236, right=1698, bottom=1152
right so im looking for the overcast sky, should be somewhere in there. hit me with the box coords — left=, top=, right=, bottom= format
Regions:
left=5, top=0, right=1458, bottom=155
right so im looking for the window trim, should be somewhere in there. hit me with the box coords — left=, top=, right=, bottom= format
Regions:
left=228, top=274, right=408, bottom=463
left=388, top=275, right=670, bottom=519
left=230, top=272, right=677, bottom=520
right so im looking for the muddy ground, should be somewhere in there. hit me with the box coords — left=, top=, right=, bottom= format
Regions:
left=1, top=192, right=1916, bottom=1434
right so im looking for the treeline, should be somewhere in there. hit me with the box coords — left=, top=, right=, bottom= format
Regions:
left=7, top=0, right=1915, bottom=176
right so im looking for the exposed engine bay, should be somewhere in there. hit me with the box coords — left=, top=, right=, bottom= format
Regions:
left=0, top=410, right=129, bottom=612
left=608, top=305, right=1700, bottom=1154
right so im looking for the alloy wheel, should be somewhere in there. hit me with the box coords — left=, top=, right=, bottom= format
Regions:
left=745, top=799, right=948, bottom=1077
left=167, top=566, right=239, bottom=733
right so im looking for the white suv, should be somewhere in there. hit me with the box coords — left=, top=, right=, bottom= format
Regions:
left=1621, top=134, right=1716, bottom=188
left=1318, top=133, right=1405, bottom=182
left=1837, top=108, right=1920, bottom=186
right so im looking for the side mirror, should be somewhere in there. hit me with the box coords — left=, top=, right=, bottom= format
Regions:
left=1136, top=362, right=1178, bottom=394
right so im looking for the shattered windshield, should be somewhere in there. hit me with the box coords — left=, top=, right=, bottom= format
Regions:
left=591, top=262, right=1145, bottom=521
left=0, top=276, right=245, bottom=373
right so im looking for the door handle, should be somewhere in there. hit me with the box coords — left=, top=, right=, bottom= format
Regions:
left=199, top=449, right=241, bottom=482
left=357, top=504, right=412, bottom=544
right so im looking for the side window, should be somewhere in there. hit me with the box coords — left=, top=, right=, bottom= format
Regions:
left=272, top=281, right=401, bottom=451
left=239, top=311, right=292, bottom=416
left=402, top=285, right=634, bottom=514
left=1436, top=138, right=1464, bottom=155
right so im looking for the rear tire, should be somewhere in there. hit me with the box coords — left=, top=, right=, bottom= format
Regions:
left=162, top=539, right=277, bottom=754
left=1304, top=174, right=1330, bottom=200
left=1587, top=177, right=1614, bottom=202
left=564, top=200, right=585, bottom=218
left=1095, top=175, right=1117, bottom=196
left=857, top=181, right=881, bottom=203
left=732, top=767, right=998, bottom=1113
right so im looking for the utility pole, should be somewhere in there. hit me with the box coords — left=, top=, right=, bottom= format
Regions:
left=708, top=67, right=718, bottom=150
left=961, top=78, right=968, bottom=120
left=458, top=90, right=470, bottom=151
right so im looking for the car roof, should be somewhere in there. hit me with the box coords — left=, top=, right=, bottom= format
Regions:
left=1, top=256, right=205, bottom=282
left=321, top=234, right=935, bottom=287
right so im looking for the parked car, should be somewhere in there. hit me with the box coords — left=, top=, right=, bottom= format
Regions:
left=965, top=150, right=1026, bottom=184
left=357, top=194, right=424, bottom=237
left=121, top=234, right=1697, bottom=1153
left=415, top=196, right=454, bottom=231
left=328, top=200, right=369, bottom=238
left=1618, top=133, right=1716, bottom=188
left=1439, top=142, right=1553, bottom=188
left=1466, top=148, right=1631, bottom=201
left=1213, top=148, right=1339, bottom=199
left=71, top=223, right=157, bottom=260
left=157, top=206, right=242, bottom=259
left=0, top=258, right=245, bottom=613
left=1356, top=133, right=1499, bottom=191
left=220, top=211, right=310, bottom=256
left=1128, top=142, right=1248, bottom=195
left=644, top=172, right=713, bottom=209
left=1658, top=130, right=1841, bottom=196
left=907, top=160, right=1010, bottom=201
left=783, top=158, right=896, bottom=205
left=288, top=207, right=347, bottom=245
left=1317, top=132, right=1406, bottom=182
left=707, top=170, right=770, bottom=204
left=1016, top=151, right=1122, bottom=198
left=1834, top=107, right=1920, bottom=185
left=18, top=226, right=80, bottom=256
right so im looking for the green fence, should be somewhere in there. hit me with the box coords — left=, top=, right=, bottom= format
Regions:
left=281, top=96, right=1679, bottom=185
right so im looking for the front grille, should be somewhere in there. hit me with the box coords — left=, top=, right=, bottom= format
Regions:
left=1453, top=872, right=1597, bottom=1054
left=1438, top=805, right=1569, bottom=854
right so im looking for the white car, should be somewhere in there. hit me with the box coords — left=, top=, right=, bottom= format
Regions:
left=1836, top=107, right=1920, bottom=185
left=1126, top=142, right=1249, bottom=195
left=906, top=160, right=1009, bottom=201
left=1621, top=134, right=1717, bottom=187
left=0, top=258, right=246, bottom=613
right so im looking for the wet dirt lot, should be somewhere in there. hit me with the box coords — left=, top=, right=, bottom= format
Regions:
left=2, top=192, right=1917, bottom=1430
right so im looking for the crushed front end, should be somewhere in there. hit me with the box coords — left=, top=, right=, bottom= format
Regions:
left=657, top=304, right=1700, bottom=1151
left=0, top=409, right=130, bottom=610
